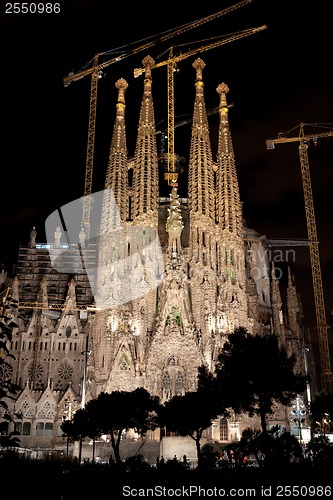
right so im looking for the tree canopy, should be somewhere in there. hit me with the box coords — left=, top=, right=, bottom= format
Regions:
left=85, top=387, right=160, bottom=465
left=158, top=390, right=221, bottom=468
left=213, top=327, right=307, bottom=433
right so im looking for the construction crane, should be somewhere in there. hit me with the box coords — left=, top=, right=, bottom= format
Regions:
left=64, top=0, right=253, bottom=238
left=266, top=123, right=333, bottom=392
left=1, top=287, right=100, bottom=313
left=135, top=24, right=266, bottom=185
left=17, top=301, right=100, bottom=312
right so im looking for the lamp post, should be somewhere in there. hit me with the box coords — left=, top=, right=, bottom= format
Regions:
left=291, top=395, right=307, bottom=446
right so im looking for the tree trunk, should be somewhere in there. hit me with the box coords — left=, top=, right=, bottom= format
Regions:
left=260, top=409, right=267, bottom=434
left=111, top=432, right=122, bottom=466
left=259, top=398, right=267, bottom=434
left=194, top=431, right=203, bottom=469
left=78, top=436, right=83, bottom=465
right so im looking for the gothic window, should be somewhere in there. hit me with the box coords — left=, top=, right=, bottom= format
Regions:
left=45, top=422, right=53, bottom=436
left=66, top=326, right=72, bottom=338
left=36, top=422, right=53, bottom=436
left=219, top=418, right=228, bottom=441
left=38, top=401, right=55, bottom=419
left=28, top=363, right=43, bottom=383
left=58, top=362, right=73, bottom=380
left=21, top=401, right=33, bottom=418
left=0, top=362, right=13, bottom=381
left=14, top=421, right=22, bottom=434
left=23, top=422, right=31, bottom=436
left=162, top=371, right=171, bottom=392
left=162, top=356, right=185, bottom=400
left=175, top=372, right=185, bottom=395
left=36, top=422, right=45, bottom=436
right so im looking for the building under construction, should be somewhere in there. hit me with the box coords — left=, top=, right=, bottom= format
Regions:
left=0, top=53, right=316, bottom=459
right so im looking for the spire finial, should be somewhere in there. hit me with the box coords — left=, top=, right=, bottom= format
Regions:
left=193, top=58, right=205, bottom=84
left=142, top=55, right=155, bottom=80
left=217, top=82, right=230, bottom=114
left=115, top=78, right=128, bottom=119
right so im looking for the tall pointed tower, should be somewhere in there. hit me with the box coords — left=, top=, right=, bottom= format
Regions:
left=131, top=55, right=159, bottom=227
left=92, top=57, right=162, bottom=396
left=215, top=82, right=250, bottom=337
left=187, top=58, right=217, bottom=368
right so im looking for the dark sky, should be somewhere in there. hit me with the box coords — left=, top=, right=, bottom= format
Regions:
left=1, top=0, right=332, bottom=359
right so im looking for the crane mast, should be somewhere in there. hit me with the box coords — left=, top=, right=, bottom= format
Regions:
left=81, top=55, right=100, bottom=238
left=266, top=123, right=333, bottom=392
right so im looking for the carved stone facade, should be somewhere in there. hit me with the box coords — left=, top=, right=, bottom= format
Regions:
left=0, top=57, right=312, bottom=452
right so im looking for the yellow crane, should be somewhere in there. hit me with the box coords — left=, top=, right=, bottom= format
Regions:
left=17, top=301, right=100, bottom=312
left=266, top=123, right=333, bottom=392
left=135, top=24, right=266, bottom=185
left=64, top=0, right=253, bottom=238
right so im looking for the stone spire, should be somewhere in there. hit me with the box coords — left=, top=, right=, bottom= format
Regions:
left=214, top=81, right=249, bottom=335
left=188, top=58, right=215, bottom=219
left=100, top=78, right=129, bottom=236
left=131, top=55, right=159, bottom=226
left=37, top=275, right=48, bottom=308
left=11, top=276, right=20, bottom=303
left=216, top=82, right=243, bottom=238
left=286, top=266, right=302, bottom=336
left=187, top=58, right=216, bottom=357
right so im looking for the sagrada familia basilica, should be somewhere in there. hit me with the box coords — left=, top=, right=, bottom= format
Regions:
left=0, top=55, right=312, bottom=455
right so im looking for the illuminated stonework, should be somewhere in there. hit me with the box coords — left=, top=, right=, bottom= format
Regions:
left=1, top=57, right=312, bottom=453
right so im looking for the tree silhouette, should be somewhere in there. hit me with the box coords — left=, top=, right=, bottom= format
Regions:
left=310, top=391, right=333, bottom=435
left=91, top=387, right=160, bottom=466
left=214, top=327, right=306, bottom=434
left=158, top=390, right=222, bottom=469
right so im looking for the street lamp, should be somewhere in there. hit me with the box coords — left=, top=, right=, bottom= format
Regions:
left=291, top=395, right=307, bottom=444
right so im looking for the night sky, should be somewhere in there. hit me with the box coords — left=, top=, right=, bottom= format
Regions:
left=1, top=0, right=332, bottom=364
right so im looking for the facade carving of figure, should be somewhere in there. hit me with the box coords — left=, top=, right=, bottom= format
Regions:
left=29, top=226, right=37, bottom=248
left=54, top=227, right=62, bottom=248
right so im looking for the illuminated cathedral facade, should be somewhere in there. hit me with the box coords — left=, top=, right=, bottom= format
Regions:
left=0, top=56, right=311, bottom=455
